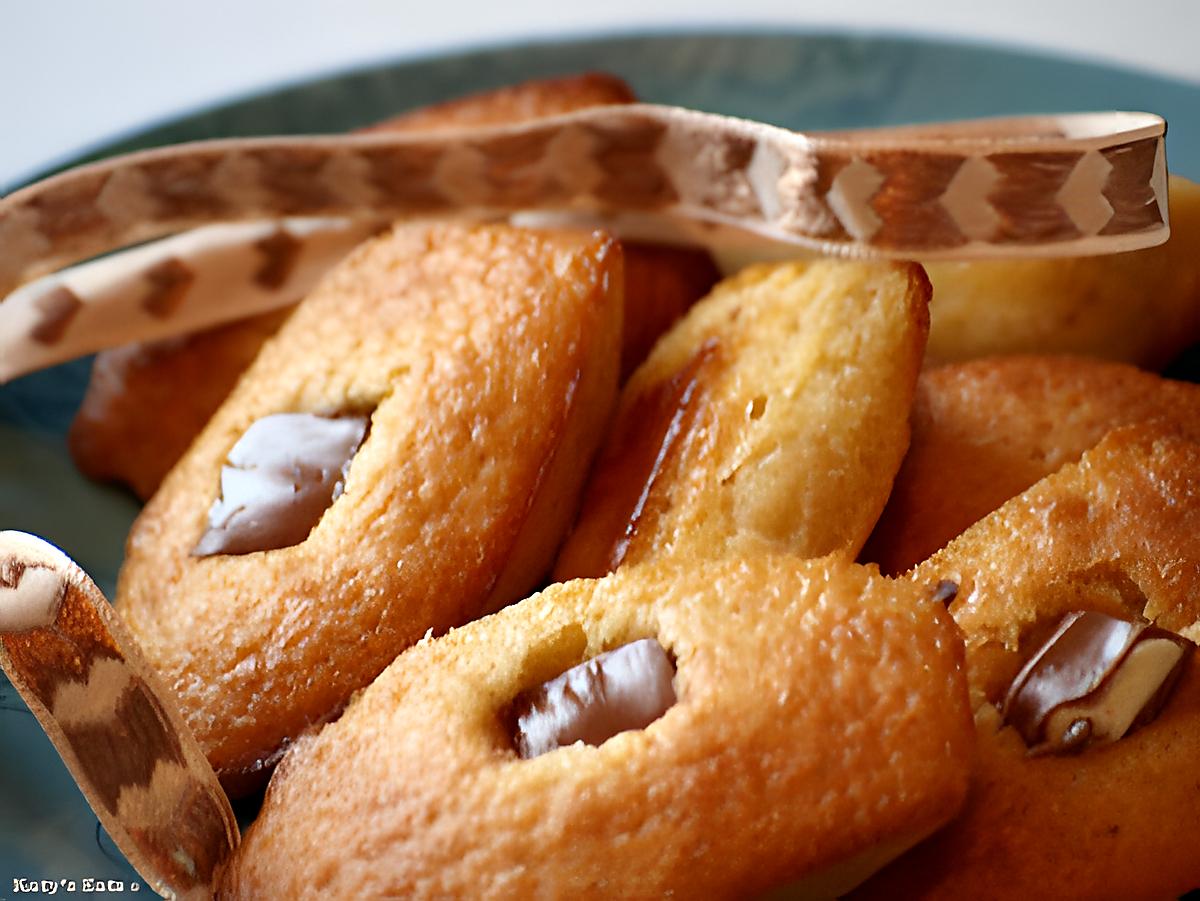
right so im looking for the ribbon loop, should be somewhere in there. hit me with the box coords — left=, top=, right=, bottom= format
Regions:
left=0, top=531, right=239, bottom=901
left=0, top=106, right=1169, bottom=382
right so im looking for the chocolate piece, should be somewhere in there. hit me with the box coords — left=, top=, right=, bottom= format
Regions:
left=1002, top=610, right=1193, bottom=755
left=511, top=638, right=676, bottom=759
left=193, top=412, right=368, bottom=557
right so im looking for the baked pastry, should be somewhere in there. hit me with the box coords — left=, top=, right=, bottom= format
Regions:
left=863, top=355, right=1200, bottom=574
left=924, top=175, right=1200, bottom=369
left=67, top=72, right=649, bottom=500
left=221, top=553, right=972, bottom=899
left=115, top=221, right=623, bottom=793
left=553, top=259, right=931, bottom=580
left=856, top=424, right=1200, bottom=900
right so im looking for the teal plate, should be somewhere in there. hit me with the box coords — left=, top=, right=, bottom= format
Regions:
left=2, top=31, right=1199, bottom=898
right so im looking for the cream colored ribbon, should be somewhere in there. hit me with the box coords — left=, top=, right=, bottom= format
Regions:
left=0, top=531, right=238, bottom=901
left=0, top=106, right=1169, bottom=382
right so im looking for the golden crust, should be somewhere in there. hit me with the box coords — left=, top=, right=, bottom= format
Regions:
left=116, top=222, right=622, bottom=790
left=936, top=425, right=1200, bottom=670
left=554, top=259, right=931, bottom=580
left=68, top=72, right=639, bottom=500
left=863, top=355, right=1200, bottom=575
left=924, top=176, right=1200, bottom=370
left=220, top=554, right=972, bottom=899
left=856, top=425, right=1200, bottom=900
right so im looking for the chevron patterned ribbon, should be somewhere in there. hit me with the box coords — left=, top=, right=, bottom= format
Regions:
left=0, top=531, right=239, bottom=901
left=0, top=106, right=1169, bottom=382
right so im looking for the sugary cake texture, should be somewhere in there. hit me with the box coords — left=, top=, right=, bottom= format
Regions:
left=863, top=355, right=1200, bottom=574
left=857, top=425, right=1200, bottom=900
left=221, top=554, right=972, bottom=899
left=555, top=259, right=930, bottom=580
left=116, top=221, right=623, bottom=793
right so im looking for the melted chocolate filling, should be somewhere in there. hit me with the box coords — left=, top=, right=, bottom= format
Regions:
left=193, top=412, right=369, bottom=557
left=510, top=638, right=677, bottom=759
left=1002, top=610, right=1193, bottom=754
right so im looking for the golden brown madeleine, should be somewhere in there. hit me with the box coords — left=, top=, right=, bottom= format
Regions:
left=69, top=72, right=640, bottom=500
left=924, top=176, right=1200, bottom=369
left=554, top=260, right=931, bottom=580
left=116, top=222, right=623, bottom=793
left=220, top=554, right=972, bottom=899
left=863, top=356, right=1200, bottom=575
left=856, top=425, right=1200, bottom=900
